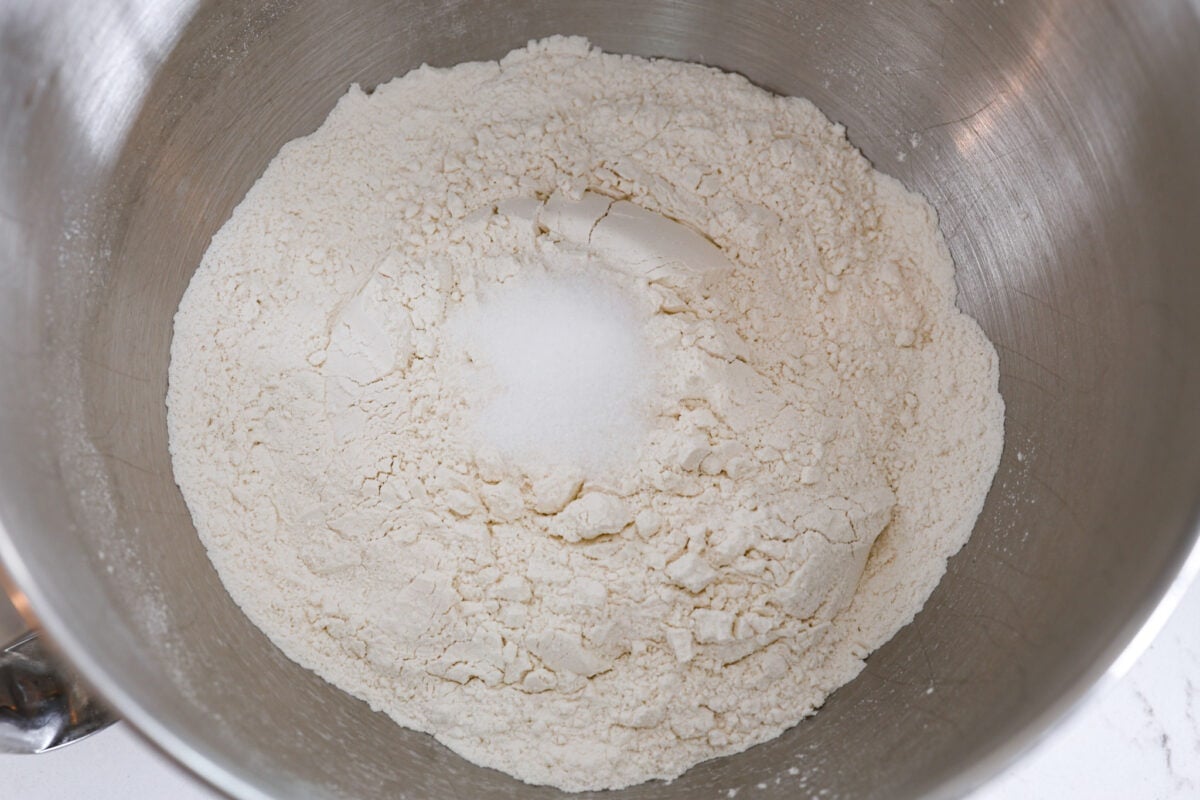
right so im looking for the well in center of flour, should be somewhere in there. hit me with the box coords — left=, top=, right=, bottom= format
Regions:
left=446, top=188, right=739, bottom=477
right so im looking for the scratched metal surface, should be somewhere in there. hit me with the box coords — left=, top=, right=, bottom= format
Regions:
left=0, top=1, right=1198, bottom=799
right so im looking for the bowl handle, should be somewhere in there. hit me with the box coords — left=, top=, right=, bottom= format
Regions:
left=1, top=625, right=117, bottom=754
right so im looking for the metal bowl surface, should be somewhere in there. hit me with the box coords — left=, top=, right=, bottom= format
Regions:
left=1, top=1, right=1198, bottom=798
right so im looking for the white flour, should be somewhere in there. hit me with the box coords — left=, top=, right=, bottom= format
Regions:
left=167, top=37, right=1004, bottom=792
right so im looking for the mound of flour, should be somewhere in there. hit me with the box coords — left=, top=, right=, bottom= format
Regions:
left=167, top=37, right=1003, bottom=792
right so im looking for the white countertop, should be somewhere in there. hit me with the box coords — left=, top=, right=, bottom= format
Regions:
left=4, top=577, right=1199, bottom=799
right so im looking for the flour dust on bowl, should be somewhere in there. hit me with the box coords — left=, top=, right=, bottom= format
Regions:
left=0, top=2, right=1198, bottom=800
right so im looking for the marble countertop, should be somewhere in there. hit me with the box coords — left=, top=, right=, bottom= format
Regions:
left=4, top=576, right=1198, bottom=799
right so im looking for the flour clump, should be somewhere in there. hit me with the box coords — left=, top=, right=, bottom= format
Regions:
left=167, top=36, right=1004, bottom=792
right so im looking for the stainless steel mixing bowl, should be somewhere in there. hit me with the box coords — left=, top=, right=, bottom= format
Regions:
left=1, top=1, right=1199, bottom=797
